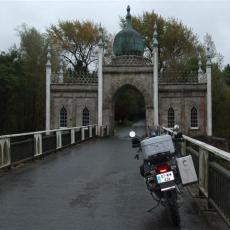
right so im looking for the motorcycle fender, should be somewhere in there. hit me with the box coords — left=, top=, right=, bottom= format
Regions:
left=160, top=180, right=176, bottom=192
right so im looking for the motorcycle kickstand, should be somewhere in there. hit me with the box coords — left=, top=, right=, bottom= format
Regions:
left=147, top=192, right=161, bottom=213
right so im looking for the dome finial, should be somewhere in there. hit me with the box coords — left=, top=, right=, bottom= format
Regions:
left=126, top=5, right=132, bottom=28
left=127, top=5, right=130, bottom=14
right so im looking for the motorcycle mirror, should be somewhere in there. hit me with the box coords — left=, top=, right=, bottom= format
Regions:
left=173, top=124, right=179, bottom=131
left=129, top=131, right=136, bottom=138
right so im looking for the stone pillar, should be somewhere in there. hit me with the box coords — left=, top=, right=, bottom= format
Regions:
left=152, top=23, right=159, bottom=127
left=46, top=46, right=51, bottom=132
left=97, top=26, right=104, bottom=134
left=206, top=47, right=212, bottom=136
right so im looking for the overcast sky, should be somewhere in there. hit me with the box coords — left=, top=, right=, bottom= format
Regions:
left=1, top=0, right=230, bottom=65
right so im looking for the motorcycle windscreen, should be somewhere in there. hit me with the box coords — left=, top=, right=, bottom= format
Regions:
left=176, top=155, right=198, bottom=185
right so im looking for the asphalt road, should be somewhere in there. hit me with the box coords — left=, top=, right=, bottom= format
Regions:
left=0, top=126, right=228, bottom=230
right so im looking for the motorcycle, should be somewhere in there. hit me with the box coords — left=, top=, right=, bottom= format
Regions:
left=129, top=127, right=183, bottom=227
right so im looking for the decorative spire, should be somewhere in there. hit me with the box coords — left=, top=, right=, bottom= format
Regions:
left=98, top=23, right=104, bottom=47
left=206, top=46, right=211, bottom=67
left=154, top=23, right=157, bottom=34
left=198, top=54, right=203, bottom=74
left=153, top=23, right=158, bottom=47
left=46, top=45, right=51, bottom=66
left=60, top=55, right=64, bottom=73
left=59, top=55, right=64, bottom=83
left=126, top=5, right=132, bottom=28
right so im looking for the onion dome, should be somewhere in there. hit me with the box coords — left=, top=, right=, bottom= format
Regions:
left=113, top=6, right=145, bottom=56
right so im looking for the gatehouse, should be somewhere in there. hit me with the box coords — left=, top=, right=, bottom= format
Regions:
left=47, top=6, right=212, bottom=136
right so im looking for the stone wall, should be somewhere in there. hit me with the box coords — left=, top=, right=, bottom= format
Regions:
left=51, top=84, right=98, bottom=129
left=159, top=83, right=207, bottom=135
left=50, top=65, right=207, bottom=136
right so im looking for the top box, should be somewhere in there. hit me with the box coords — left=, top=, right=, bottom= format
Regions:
left=141, top=134, right=175, bottom=159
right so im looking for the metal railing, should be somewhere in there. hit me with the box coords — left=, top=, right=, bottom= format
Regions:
left=159, top=70, right=198, bottom=83
left=163, top=127, right=230, bottom=226
left=0, top=125, right=109, bottom=170
left=52, top=71, right=98, bottom=84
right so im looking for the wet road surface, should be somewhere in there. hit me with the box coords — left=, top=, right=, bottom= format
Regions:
left=0, top=126, right=228, bottom=230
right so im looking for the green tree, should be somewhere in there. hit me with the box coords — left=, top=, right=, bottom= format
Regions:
left=0, top=25, right=52, bottom=134
left=212, top=64, right=230, bottom=138
left=18, top=25, right=47, bottom=131
left=203, top=33, right=223, bottom=69
left=222, top=64, right=230, bottom=86
left=203, top=35, right=230, bottom=138
left=0, top=49, right=25, bottom=134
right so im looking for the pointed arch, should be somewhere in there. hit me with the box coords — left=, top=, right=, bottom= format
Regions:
left=82, top=107, right=90, bottom=126
left=168, top=107, right=175, bottom=128
left=60, top=106, right=67, bottom=127
left=191, top=107, right=198, bottom=128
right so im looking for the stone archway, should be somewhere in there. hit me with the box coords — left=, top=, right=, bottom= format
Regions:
left=102, top=65, right=154, bottom=134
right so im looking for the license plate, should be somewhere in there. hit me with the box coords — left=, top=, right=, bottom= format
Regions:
left=156, top=171, right=174, bottom=184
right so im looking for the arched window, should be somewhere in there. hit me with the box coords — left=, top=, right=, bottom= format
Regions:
left=168, top=107, right=175, bottom=128
left=191, top=107, right=198, bottom=128
left=60, top=107, right=67, bottom=127
left=82, top=108, right=90, bottom=126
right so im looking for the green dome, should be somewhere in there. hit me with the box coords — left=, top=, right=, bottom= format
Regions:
left=113, top=6, right=145, bottom=56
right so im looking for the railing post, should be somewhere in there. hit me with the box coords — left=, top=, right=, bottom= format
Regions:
left=0, top=138, right=11, bottom=168
left=81, top=127, right=85, bottom=141
left=56, top=130, right=62, bottom=149
left=71, top=129, right=75, bottom=144
left=101, top=126, right=104, bottom=137
left=89, top=126, right=93, bottom=138
left=199, top=147, right=209, bottom=197
left=34, top=133, right=43, bottom=156
left=181, top=140, right=187, bottom=156
left=0, top=142, right=2, bottom=166
left=106, top=126, right=110, bottom=136
left=95, top=126, right=98, bottom=136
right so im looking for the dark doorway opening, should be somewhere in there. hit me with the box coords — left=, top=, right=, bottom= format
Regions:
left=113, top=84, right=145, bottom=133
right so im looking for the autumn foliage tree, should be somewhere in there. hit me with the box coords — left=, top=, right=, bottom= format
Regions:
left=48, top=20, right=107, bottom=72
left=120, top=11, right=202, bottom=71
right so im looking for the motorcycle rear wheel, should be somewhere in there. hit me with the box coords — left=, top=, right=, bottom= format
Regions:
left=165, top=190, right=180, bottom=227
left=168, top=202, right=180, bottom=227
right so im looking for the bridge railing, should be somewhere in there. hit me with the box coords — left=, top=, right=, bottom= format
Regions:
left=162, top=127, right=230, bottom=226
left=0, top=125, right=109, bottom=170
